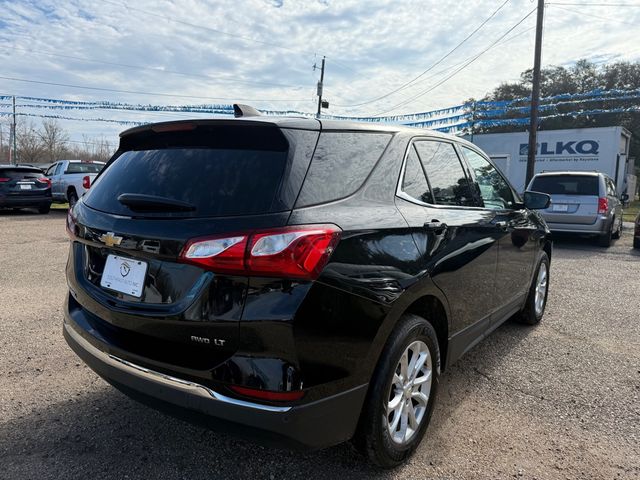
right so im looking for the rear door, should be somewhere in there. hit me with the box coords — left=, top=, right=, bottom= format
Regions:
left=50, top=162, right=64, bottom=199
left=530, top=174, right=600, bottom=225
left=395, top=138, right=499, bottom=351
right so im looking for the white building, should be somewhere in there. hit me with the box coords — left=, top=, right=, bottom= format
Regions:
left=469, top=126, right=636, bottom=196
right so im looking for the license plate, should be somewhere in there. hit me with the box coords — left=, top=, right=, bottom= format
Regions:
left=553, top=204, right=569, bottom=212
left=100, top=254, right=148, bottom=298
left=19, top=184, right=32, bottom=190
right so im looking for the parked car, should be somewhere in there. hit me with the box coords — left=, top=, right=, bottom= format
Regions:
left=0, top=164, right=52, bottom=213
left=63, top=111, right=552, bottom=467
left=527, top=171, right=624, bottom=247
left=45, top=160, right=105, bottom=206
left=634, top=212, right=640, bottom=249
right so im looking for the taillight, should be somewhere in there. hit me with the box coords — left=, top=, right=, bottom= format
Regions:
left=179, top=224, right=341, bottom=280
left=82, top=176, right=91, bottom=189
left=0, top=177, right=10, bottom=182
left=598, top=197, right=608, bottom=214
left=229, top=385, right=304, bottom=402
left=37, top=177, right=51, bottom=188
left=181, top=235, right=248, bottom=275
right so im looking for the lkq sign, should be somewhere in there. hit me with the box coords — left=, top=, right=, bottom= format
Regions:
left=519, top=139, right=600, bottom=163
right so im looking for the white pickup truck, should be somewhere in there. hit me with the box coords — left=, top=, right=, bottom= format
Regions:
left=45, top=160, right=105, bottom=206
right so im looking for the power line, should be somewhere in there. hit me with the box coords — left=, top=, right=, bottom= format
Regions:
left=548, top=4, right=640, bottom=25
left=0, top=46, right=305, bottom=90
left=328, top=25, right=535, bottom=109
left=334, top=0, right=513, bottom=108
left=0, top=76, right=308, bottom=102
left=371, top=7, right=538, bottom=117
left=549, top=2, right=640, bottom=6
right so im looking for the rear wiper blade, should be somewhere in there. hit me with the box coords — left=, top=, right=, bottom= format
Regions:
left=117, top=193, right=195, bottom=212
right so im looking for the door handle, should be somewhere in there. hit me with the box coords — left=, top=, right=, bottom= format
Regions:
left=495, top=221, right=508, bottom=231
left=424, top=219, right=448, bottom=233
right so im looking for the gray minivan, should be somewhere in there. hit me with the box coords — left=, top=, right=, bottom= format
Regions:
left=528, top=171, right=623, bottom=247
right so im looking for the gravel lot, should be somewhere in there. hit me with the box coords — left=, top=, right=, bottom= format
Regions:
left=1, top=209, right=639, bottom=480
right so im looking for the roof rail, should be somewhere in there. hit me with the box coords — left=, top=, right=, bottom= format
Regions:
left=233, top=104, right=261, bottom=118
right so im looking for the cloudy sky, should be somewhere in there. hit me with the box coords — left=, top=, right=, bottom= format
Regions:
left=1, top=0, right=639, bottom=143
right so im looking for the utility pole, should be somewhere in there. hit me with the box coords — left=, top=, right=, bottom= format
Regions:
left=525, top=0, right=545, bottom=187
left=12, top=95, right=17, bottom=165
left=315, top=56, right=325, bottom=119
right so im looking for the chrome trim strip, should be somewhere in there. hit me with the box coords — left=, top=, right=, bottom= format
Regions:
left=64, top=323, right=292, bottom=413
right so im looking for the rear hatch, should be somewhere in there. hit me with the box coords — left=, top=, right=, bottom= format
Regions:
left=531, top=174, right=600, bottom=225
left=0, top=167, right=51, bottom=198
left=69, top=121, right=318, bottom=372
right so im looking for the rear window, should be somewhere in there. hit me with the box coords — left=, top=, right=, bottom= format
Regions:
left=65, top=163, right=104, bottom=174
left=531, top=175, right=599, bottom=195
left=0, top=168, right=44, bottom=178
left=83, top=126, right=290, bottom=218
left=295, top=132, right=391, bottom=207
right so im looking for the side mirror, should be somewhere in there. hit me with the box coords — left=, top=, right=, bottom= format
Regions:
left=523, top=190, right=551, bottom=210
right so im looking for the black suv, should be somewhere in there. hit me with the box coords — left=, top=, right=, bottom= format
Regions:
left=0, top=165, right=52, bottom=213
left=64, top=111, right=552, bottom=467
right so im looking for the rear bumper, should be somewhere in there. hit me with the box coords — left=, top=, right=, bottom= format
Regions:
left=0, top=195, right=52, bottom=208
left=63, top=310, right=367, bottom=451
left=545, top=215, right=610, bottom=235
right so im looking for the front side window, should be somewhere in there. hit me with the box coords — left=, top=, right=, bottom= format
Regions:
left=462, top=147, right=515, bottom=210
left=414, top=140, right=475, bottom=207
left=401, top=145, right=432, bottom=204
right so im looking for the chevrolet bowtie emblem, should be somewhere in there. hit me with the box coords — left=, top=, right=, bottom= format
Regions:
left=98, top=232, right=123, bottom=247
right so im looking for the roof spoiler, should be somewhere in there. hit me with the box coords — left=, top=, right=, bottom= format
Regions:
left=233, top=104, right=262, bottom=118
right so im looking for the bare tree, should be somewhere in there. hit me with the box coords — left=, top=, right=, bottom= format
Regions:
left=16, top=120, right=44, bottom=164
left=38, top=119, right=69, bottom=162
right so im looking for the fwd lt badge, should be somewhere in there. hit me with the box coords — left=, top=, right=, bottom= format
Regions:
left=190, top=336, right=226, bottom=346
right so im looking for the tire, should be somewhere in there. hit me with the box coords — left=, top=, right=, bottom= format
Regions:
left=518, top=252, right=550, bottom=325
left=353, top=314, right=440, bottom=468
left=612, top=217, right=622, bottom=240
left=634, top=236, right=640, bottom=249
left=67, top=190, right=78, bottom=207
left=38, top=205, right=51, bottom=214
left=597, top=225, right=612, bottom=247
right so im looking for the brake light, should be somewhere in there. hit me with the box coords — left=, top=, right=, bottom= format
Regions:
left=229, top=385, right=304, bottom=402
left=36, top=177, right=51, bottom=188
left=598, top=197, right=608, bottom=214
left=82, top=176, right=91, bottom=189
left=179, top=224, right=341, bottom=280
left=0, top=177, right=10, bottom=182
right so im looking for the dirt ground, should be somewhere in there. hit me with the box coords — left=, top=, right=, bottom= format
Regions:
left=1, top=209, right=639, bottom=479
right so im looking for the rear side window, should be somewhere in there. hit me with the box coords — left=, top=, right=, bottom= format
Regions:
left=401, top=145, right=432, bottom=204
left=295, top=132, right=391, bottom=207
left=84, top=125, right=290, bottom=218
left=531, top=175, right=599, bottom=195
left=414, top=140, right=476, bottom=207
left=65, top=163, right=104, bottom=174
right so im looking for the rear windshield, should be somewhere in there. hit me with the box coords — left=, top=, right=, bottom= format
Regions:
left=0, top=168, right=44, bottom=178
left=531, top=175, right=599, bottom=195
left=84, top=129, right=289, bottom=217
left=65, top=163, right=104, bottom=174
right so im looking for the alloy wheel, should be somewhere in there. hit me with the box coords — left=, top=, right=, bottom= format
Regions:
left=385, top=340, right=432, bottom=445
left=534, top=262, right=548, bottom=317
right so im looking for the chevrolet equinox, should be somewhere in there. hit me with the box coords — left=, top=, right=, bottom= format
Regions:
left=64, top=107, right=552, bottom=467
